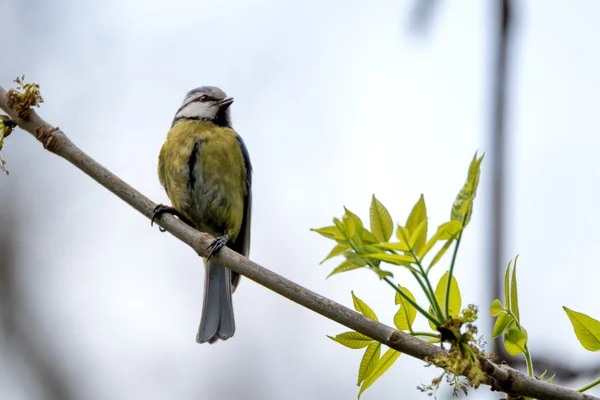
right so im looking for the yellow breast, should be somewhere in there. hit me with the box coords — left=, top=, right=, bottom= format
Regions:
left=158, top=120, right=247, bottom=240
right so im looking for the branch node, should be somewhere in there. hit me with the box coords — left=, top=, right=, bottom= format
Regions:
left=35, top=125, right=60, bottom=152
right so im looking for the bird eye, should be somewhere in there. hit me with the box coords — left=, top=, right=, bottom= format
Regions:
left=199, top=95, right=209, bottom=102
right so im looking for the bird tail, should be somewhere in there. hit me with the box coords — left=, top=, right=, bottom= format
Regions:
left=197, top=260, right=235, bottom=344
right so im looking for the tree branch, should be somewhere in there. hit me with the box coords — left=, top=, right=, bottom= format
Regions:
left=0, top=85, right=596, bottom=400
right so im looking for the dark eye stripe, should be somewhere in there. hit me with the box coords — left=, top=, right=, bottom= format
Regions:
left=196, top=95, right=215, bottom=103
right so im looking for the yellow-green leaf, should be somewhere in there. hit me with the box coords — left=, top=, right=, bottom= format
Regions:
left=429, top=239, right=454, bottom=270
left=362, top=253, right=415, bottom=266
left=352, top=291, right=378, bottom=321
left=490, top=299, right=504, bottom=317
left=327, top=259, right=365, bottom=278
left=451, top=153, right=484, bottom=226
left=405, top=195, right=428, bottom=252
left=312, top=225, right=344, bottom=241
left=436, top=220, right=463, bottom=240
left=504, top=259, right=511, bottom=310
left=504, top=327, right=527, bottom=356
left=492, top=312, right=512, bottom=338
left=334, top=218, right=348, bottom=240
left=320, top=243, right=349, bottom=264
left=328, top=331, right=373, bottom=349
left=408, top=220, right=427, bottom=254
left=417, top=220, right=462, bottom=259
left=396, top=225, right=410, bottom=242
left=511, top=256, right=520, bottom=322
left=428, top=305, right=438, bottom=331
left=360, top=228, right=379, bottom=245
left=374, top=242, right=410, bottom=252
left=343, top=215, right=357, bottom=240
left=358, top=348, right=401, bottom=398
left=436, top=271, right=461, bottom=317
left=394, top=286, right=417, bottom=331
left=371, top=267, right=394, bottom=279
left=345, top=207, right=363, bottom=226
left=564, top=307, right=600, bottom=351
left=357, top=342, right=381, bottom=385
left=370, top=195, right=393, bottom=242
left=406, top=195, right=427, bottom=234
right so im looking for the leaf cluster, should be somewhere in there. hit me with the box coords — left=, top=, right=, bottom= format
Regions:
left=7, top=75, right=43, bottom=119
left=314, top=153, right=486, bottom=397
left=490, top=256, right=528, bottom=357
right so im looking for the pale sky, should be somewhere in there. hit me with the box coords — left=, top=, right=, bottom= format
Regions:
left=2, top=1, right=600, bottom=399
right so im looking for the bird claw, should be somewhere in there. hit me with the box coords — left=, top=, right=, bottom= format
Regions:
left=207, top=235, right=229, bottom=260
left=151, top=204, right=194, bottom=232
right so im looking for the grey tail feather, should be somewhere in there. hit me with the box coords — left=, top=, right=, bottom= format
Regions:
left=197, top=260, right=235, bottom=344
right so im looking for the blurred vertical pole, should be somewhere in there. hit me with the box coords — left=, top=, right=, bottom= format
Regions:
left=490, top=0, right=513, bottom=355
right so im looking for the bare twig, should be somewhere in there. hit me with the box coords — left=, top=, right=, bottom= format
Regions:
left=0, top=85, right=596, bottom=400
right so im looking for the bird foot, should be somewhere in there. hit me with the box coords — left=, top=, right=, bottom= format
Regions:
left=207, top=235, right=229, bottom=260
left=151, top=204, right=194, bottom=232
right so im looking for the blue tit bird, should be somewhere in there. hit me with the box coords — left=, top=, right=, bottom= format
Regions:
left=153, top=86, right=252, bottom=344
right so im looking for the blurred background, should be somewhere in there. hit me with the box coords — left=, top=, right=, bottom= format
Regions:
left=2, top=0, right=599, bottom=399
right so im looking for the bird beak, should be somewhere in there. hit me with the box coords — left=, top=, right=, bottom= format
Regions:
left=218, top=97, right=234, bottom=109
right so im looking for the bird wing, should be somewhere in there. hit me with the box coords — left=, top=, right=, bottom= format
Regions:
left=230, top=134, right=252, bottom=290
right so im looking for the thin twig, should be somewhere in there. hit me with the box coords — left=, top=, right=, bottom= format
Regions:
left=0, top=86, right=596, bottom=400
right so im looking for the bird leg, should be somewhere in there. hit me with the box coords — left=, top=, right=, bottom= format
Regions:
left=207, top=235, right=229, bottom=260
left=151, top=204, right=195, bottom=232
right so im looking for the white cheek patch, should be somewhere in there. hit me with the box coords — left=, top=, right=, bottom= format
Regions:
left=176, top=102, right=214, bottom=120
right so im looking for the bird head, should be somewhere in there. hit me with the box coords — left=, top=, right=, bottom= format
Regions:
left=173, top=86, right=234, bottom=127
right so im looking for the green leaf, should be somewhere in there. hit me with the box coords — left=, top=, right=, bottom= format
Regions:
left=408, top=220, right=427, bottom=253
left=394, top=286, right=417, bottom=331
left=537, top=370, right=548, bottom=381
left=360, top=229, right=379, bottom=245
left=418, top=220, right=462, bottom=259
left=352, top=291, right=378, bottom=321
left=511, top=256, right=520, bottom=322
left=396, top=225, right=410, bottom=242
left=428, top=272, right=461, bottom=330
left=429, top=239, right=454, bottom=270
left=489, top=299, right=505, bottom=317
left=358, top=348, right=401, bottom=398
left=334, top=218, right=348, bottom=240
left=451, top=153, right=484, bottom=226
left=504, top=259, right=511, bottom=311
left=344, top=207, right=364, bottom=237
left=343, top=215, right=357, bottom=241
left=327, top=259, right=366, bottom=278
left=362, top=252, right=415, bottom=266
left=435, top=220, right=463, bottom=240
left=357, top=342, right=381, bottom=385
left=320, top=243, right=349, bottom=264
left=405, top=195, right=428, bottom=253
left=504, top=326, right=527, bottom=356
left=563, top=307, right=600, bottom=351
left=428, top=305, right=438, bottom=331
left=371, top=268, right=394, bottom=279
left=370, top=195, right=393, bottom=242
left=328, top=331, right=373, bottom=349
left=357, top=245, right=384, bottom=255
left=492, top=312, right=513, bottom=338
left=374, top=242, right=410, bottom=252
left=436, top=271, right=461, bottom=317
left=311, top=225, right=345, bottom=241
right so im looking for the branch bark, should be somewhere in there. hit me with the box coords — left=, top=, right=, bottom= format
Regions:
left=0, top=86, right=596, bottom=400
